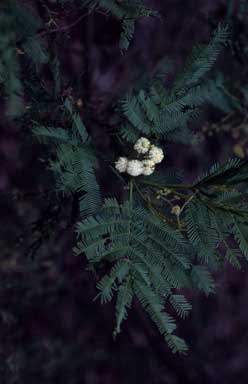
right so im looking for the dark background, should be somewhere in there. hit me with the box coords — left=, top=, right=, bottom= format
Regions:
left=1, top=1, right=248, bottom=383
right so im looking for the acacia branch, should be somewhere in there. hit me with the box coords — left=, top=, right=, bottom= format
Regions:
left=38, top=10, right=91, bottom=37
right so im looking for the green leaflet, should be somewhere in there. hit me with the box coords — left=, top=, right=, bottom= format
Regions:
left=96, top=260, right=130, bottom=303
left=169, top=295, right=192, bottom=319
left=185, top=200, right=219, bottom=266
left=232, top=218, right=248, bottom=260
left=114, top=277, right=133, bottom=336
left=225, top=248, right=242, bottom=269
left=191, top=266, right=215, bottom=296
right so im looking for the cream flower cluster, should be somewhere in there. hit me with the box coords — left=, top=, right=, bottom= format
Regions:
left=115, top=137, right=164, bottom=177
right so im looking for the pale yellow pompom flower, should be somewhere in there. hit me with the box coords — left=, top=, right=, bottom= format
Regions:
left=148, top=145, right=164, bottom=164
left=127, top=160, right=144, bottom=177
left=115, top=157, right=128, bottom=173
left=142, top=159, right=155, bottom=176
left=134, top=137, right=151, bottom=154
left=171, top=205, right=181, bottom=216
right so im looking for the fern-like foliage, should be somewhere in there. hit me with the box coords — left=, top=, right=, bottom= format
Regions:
left=185, top=200, right=220, bottom=267
left=75, top=197, right=192, bottom=353
left=0, top=0, right=48, bottom=117
left=119, top=24, right=229, bottom=144
left=33, top=99, right=101, bottom=218
left=195, top=158, right=248, bottom=187
left=184, top=158, right=248, bottom=274
left=174, top=24, right=229, bottom=91
left=76, top=0, right=157, bottom=50
left=100, top=0, right=157, bottom=50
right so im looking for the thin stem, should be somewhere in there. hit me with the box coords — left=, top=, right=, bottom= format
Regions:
left=129, top=179, right=133, bottom=208
left=126, top=180, right=134, bottom=261
left=160, top=196, right=173, bottom=208
left=180, top=191, right=198, bottom=213
left=134, top=181, right=147, bottom=204
left=176, top=215, right=181, bottom=230
left=38, top=5, right=98, bottom=38
left=171, top=191, right=190, bottom=200
left=39, top=14, right=87, bottom=37
left=139, top=179, right=195, bottom=191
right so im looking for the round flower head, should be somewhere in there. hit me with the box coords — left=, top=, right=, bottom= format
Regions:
left=148, top=145, right=164, bottom=164
left=142, top=159, right=155, bottom=176
left=115, top=157, right=128, bottom=173
left=143, top=167, right=155, bottom=176
left=127, top=160, right=144, bottom=177
left=134, top=137, right=151, bottom=154
left=171, top=205, right=181, bottom=216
